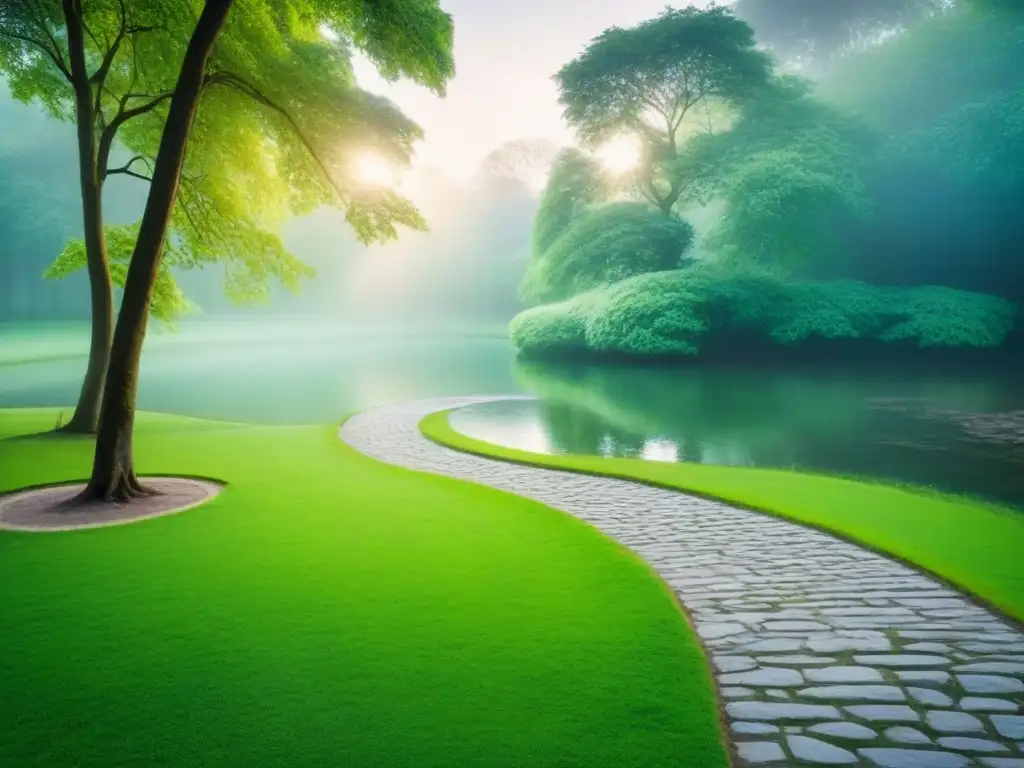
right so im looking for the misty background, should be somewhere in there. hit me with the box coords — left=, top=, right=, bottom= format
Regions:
left=3, top=0, right=1021, bottom=329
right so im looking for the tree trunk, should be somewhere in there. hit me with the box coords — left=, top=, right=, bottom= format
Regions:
left=63, top=176, right=114, bottom=433
left=60, top=0, right=114, bottom=434
left=81, top=0, right=234, bottom=501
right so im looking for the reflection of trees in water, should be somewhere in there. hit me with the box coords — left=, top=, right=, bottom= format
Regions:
left=539, top=400, right=648, bottom=458
left=514, top=359, right=1024, bottom=507
left=516, top=360, right=873, bottom=467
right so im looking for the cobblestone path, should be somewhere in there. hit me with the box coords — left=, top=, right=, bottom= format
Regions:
left=340, top=397, right=1024, bottom=767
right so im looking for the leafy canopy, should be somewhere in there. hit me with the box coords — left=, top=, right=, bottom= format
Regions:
left=524, top=145, right=694, bottom=307
left=667, top=77, right=876, bottom=271
left=556, top=4, right=770, bottom=147
left=0, top=0, right=454, bottom=318
left=555, top=4, right=771, bottom=214
left=44, top=223, right=195, bottom=324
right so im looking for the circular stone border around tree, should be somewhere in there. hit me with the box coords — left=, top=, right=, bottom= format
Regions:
left=0, top=477, right=224, bottom=532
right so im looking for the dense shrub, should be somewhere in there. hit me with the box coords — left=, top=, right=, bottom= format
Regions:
left=880, top=285, right=1017, bottom=347
left=510, top=266, right=1017, bottom=357
left=584, top=272, right=707, bottom=355
left=508, top=298, right=590, bottom=353
left=520, top=202, right=695, bottom=306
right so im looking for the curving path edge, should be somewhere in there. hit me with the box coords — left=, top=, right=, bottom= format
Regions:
left=341, top=397, right=1024, bottom=768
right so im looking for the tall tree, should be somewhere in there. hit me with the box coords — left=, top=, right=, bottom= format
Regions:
left=0, top=0, right=172, bottom=431
left=81, top=0, right=452, bottom=500
left=2, top=0, right=453, bottom=497
left=554, top=5, right=772, bottom=215
left=0, top=0, right=444, bottom=434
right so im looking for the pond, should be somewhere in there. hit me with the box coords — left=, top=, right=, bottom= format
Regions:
left=452, top=362, right=1024, bottom=509
left=2, top=321, right=1022, bottom=508
left=0, top=321, right=519, bottom=424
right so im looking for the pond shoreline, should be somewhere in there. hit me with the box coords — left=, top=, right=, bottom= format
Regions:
left=516, top=332, right=1024, bottom=372
left=3, top=324, right=1020, bottom=508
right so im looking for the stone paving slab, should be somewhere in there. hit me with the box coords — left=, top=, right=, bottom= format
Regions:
left=340, top=397, right=1024, bottom=767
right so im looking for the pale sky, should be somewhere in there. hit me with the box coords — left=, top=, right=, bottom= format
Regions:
left=352, top=0, right=719, bottom=181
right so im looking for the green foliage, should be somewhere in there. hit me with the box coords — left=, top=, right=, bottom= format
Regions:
left=880, top=285, right=1017, bottom=347
left=556, top=5, right=771, bottom=147
left=512, top=271, right=706, bottom=357
left=511, top=267, right=1017, bottom=357
left=813, top=2, right=1024, bottom=304
left=555, top=5, right=771, bottom=214
left=676, top=78, right=875, bottom=270
left=311, top=0, right=454, bottom=95
left=898, top=90, right=1024, bottom=188
left=768, top=280, right=894, bottom=343
left=523, top=1, right=1022, bottom=359
left=531, top=148, right=606, bottom=256
left=508, top=299, right=591, bottom=354
left=44, top=225, right=196, bottom=325
left=521, top=203, right=695, bottom=305
left=706, top=145, right=867, bottom=269
left=965, top=0, right=1024, bottom=11
left=1, top=0, right=455, bottom=316
left=584, top=272, right=707, bottom=355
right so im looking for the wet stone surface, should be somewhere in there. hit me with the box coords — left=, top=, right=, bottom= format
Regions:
left=340, top=397, right=1024, bottom=767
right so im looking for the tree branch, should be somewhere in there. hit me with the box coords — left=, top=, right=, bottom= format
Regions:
left=34, top=0, right=74, bottom=78
left=89, top=0, right=126, bottom=88
left=97, top=92, right=173, bottom=179
left=0, top=28, right=72, bottom=81
left=108, top=168, right=153, bottom=183
left=80, top=12, right=102, bottom=51
left=89, top=0, right=159, bottom=117
left=106, top=154, right=151, bottom=180
left=671, top=95, right=695, bottom=134
left=119, top=91, right=175, bottom=120
left=175, top=175, right=230, bottom=249
left=203, top=70, right=345, bottom=199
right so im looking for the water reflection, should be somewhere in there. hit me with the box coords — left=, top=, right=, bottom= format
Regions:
left=450, top=360, right=1024, bottom=509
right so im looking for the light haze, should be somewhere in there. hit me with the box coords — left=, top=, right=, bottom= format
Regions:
left=352, top=0, right=721, bottom=179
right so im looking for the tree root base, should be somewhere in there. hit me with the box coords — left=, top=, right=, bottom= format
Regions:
left=73, top=476, right=154, bottom=504
left=56, top=421, right=98, bottom=437
left=0, top=477, right=223, bottom=532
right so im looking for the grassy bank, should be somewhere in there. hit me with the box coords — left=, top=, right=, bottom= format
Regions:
left=421, top=409, right=1024, bottom=623
left=0, top=408, right=724, bottom=768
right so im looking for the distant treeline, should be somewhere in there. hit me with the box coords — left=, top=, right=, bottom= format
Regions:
left=513, top=1, right=1024, bottom=362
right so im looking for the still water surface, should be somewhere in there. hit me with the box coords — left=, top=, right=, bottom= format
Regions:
left=2, top=322, right=1021, bottom=507
left=453, top=363, right=1024, bottom=509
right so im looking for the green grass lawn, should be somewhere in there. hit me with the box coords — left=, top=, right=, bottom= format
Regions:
left=421, top=409, right=1024, bottom=624
left=0, top=408, right=725, bottom=768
